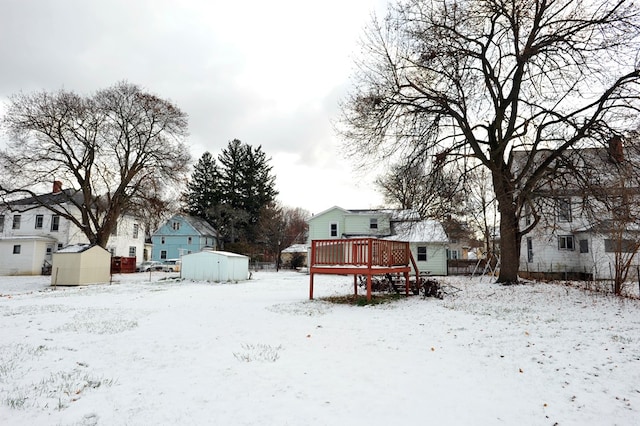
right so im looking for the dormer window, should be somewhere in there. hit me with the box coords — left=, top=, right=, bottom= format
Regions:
left=370, top=218, right=378, bottom=229
left=172, top=221, right=180, bottom=231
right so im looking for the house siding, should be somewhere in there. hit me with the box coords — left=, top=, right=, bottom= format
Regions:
left=344, top=213, right=391, bottom=237
left=307, top=208, right=348, bottom=242
left=411, top=243, right=448, bottom=276
left=151, top=215, right=219, bottom=261
left=0, top=204, right=142, bottom=275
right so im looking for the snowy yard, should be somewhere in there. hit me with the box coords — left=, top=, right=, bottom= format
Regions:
left=0, top=271, right=639, bottom=425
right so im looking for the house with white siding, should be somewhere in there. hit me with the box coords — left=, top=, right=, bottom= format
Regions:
left=0, top=182, right=144, bottom=275
left=517, top=140, right=640, bottom=280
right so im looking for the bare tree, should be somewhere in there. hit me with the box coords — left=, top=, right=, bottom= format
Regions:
left=0, top=81, right=191, bottom=248
left=258, top=203, right=310, bottom=271
left=375, top=160, right=465, bottom=220
left=338, top=0, right=640, bottom=283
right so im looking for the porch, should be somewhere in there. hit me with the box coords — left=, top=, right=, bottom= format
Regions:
left=309, top=238, right=419, bottom=301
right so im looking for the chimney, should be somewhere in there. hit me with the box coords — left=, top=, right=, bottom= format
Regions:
left=53, top=180, right=62, bottom=194
left=608, top=136, right=624, bottom=163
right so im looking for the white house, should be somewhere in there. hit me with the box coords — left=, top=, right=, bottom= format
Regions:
left=181, top=249, right=249, bottom=282
left=0, top=182, right=144, bottom=275
left=517, top=141, right=640, bottom=280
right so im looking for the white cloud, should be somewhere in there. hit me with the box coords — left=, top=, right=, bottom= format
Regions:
left=0, top=0, right=390, bottom=212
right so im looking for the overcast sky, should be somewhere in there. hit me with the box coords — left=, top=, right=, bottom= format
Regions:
left=0, top=0, right=391, bottom=214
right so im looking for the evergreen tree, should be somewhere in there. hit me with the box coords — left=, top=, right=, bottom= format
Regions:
left=216, top=139, right=278, bottom=244
left=183, top=152, right=221, bottom=221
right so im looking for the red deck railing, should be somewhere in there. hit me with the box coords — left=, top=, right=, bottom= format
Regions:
left=310, top=238, right=411, bottom=268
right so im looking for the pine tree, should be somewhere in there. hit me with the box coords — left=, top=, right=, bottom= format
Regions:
left=183, top=152, right=221, bottom=221
left=216, top=139, right=278, bottom=244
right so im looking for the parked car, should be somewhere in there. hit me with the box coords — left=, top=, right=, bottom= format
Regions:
left=136, top=261, right=166, bottom=272
left=163, top=259, right=181, bottom=272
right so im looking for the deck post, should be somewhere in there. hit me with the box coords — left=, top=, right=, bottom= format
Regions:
left=404, top=271, right=410, bottom=296
left=353, top=275, right=358, bottom=296
left=366, top=274, right=372, bottom=301
left=309, top=273, right=314, bottom=300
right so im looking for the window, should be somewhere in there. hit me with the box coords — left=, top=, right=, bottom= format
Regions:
left=12, top=215, right=21, bottom=229
left=51, top=215, right=60, bottom=231
left=524, top=203, right=532, bottom=226
left=330, top=223, right=338, bottom=237
left=12, top=245, right=21, bottom=254
left=161, top=236, right=165, bottom=244
left=129, top=246, right=136, bottom=257
left=35, top=214, right=43, bottom=229
left=172, top=221, right=180, bottom=231
left=57, top=243, right=63, bottom=250
left=0, top=215, right=4, bottom=232
left=558, top=235, right=575, bottom=250
left=556, top=198, right=572, bottom=222
left=417, top=246, right=427, bottom=261
left=188, top=236, right=192, bottom=244
left=527, top=238, right=533, bottom=263
left=447, top=249, right=459, bottom=260
left=133, top=223, right=139, bottom=239
left=604, top=239, right=637, bottom=253
left=370, top=218, right=378, bottom=230
left=160, top=250, right=167, bottom=260
left=579, top=239, right=589, bottom=253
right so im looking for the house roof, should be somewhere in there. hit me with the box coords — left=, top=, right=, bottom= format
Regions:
left=156, top=214, right=219, bottom=237
left=308, top=205, right=420, bottom=222
left=282, top=244, right=308, bottom=253
left=8, top=188, right=84, bottom=208
left=385, top=220, right=449, bottom=243
left=181, top=215, right=219, bottom=237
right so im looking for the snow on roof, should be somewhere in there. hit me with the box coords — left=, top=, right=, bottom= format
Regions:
left=282, top=244, right=308, bottom=253
left=186, top=249, right=248, bottom=258
left=386, top=220, right=449, bottom=243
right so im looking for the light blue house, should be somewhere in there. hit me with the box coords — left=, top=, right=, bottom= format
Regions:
left=151, top=214, right=221, bottom=261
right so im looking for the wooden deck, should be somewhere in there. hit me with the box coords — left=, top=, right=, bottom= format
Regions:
left=309, top=238, right=419, bottom=301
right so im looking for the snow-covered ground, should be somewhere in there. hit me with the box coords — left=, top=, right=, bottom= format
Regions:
left=1, top=271, right=639, bottom=425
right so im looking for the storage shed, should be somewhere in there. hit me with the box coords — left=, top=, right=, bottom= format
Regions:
left=181, top=250, right=249, bottom=282
left=51, top=244, right=111, bottom=286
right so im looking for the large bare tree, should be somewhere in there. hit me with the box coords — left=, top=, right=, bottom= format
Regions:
left=0, top=81, right=191, bottom=248
left=338, top=0, right=640, bottom=283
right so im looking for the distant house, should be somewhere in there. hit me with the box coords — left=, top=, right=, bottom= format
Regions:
left=0, top=181, right=143, bottom=276
left=151, top=214, right=221, bottom=261
left=385, top=220, right=449, bottom=275
left=281, top=243, right=308, bottom=268
left=307, top=206, right=449, bottom=275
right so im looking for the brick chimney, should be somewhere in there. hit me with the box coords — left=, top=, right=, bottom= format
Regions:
left=608, top=136, right=624, bottom=163
left=52, top=180, right=62, bottom=194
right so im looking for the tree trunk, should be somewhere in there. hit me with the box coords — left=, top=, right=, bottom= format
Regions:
left=493, top=170, right=521, bottom=284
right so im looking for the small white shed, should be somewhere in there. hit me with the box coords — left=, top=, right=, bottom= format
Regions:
left=51, top=244, right=111, bottom=286
left=181, top=249, right=249, bottom=282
